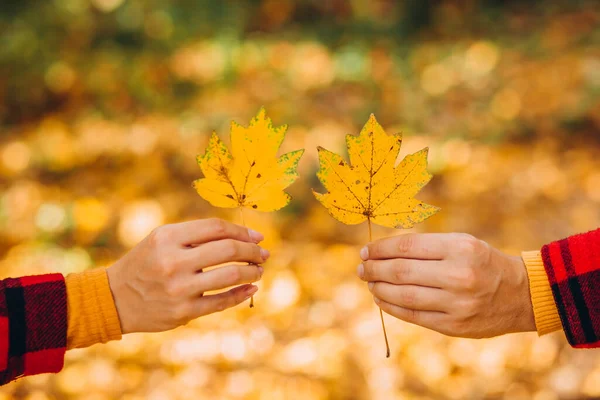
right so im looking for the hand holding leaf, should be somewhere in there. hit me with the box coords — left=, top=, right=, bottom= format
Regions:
left=313, top=114, right=439, bottom=356
left=194, top=108, right=304, bottom=306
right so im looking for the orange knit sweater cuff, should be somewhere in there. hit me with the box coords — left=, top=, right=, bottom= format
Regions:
left=522, top=250, right=562, bottom=336
left=65, top=268, right=122, bottom=349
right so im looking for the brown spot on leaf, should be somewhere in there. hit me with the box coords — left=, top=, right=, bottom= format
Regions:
left=339, top=161, right=344, bottom=166
left=251, top=161, right=256, bottom=167
left=256, top=173, right=262, bottom=178
left=252, top=204, right=258, bottom=209
left=226, top=194, right=234, bottom=199
left=355, top=180, right=360, bottom=185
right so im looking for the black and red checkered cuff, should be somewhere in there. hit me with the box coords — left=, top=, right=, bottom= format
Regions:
left=542, top=228, right=600, bottom=348
left=0, top=274, right=67, bottom=384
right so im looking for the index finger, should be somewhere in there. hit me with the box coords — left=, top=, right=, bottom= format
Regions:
left=168, top=218, right=264, bottom=246
left=361, top=233, right=449, bottom=261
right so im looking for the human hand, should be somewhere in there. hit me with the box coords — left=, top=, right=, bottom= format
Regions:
left=357, top=233, right=535, bottom=338
left=106, top=218, right=268, bottom=334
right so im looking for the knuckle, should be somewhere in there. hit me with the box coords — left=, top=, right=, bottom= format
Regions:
left=156, top=256, right=175, bottom=276
left=173, top=256, right=190, bottom=271
left=147, top=228, right=161, bottom=246
left=254, top=245, right=263, bottom=261
left=227, top=267, right=243, bottom=284
left=397, top=234, right=414, bottom=254
left=448, top=320, right=468, bottom=337
left=172, top=304, right=191, bottom=323
left=457, top=232, right=477, bottom=242
left=400, top=288, right=418, bottom=308
left=458, top=268, right=478, bottom=290
left=456, top=234, right=488, bottom=258
left=175, top=314, right=190, bottom=326
left=461, top=299, right=479, bottom=318
left=404, top=307, right=418, bottom=322
left=165, top=282, right=183, bottom=297
left=393, top=262, right=410, bottom=283
left=456, top=234, right=478, bottom=254
left=149, top=225, right=172, bottom=246
left=390, top=303, right=417, bottom=323
left=222, top=239, right=240, bottom=259
left=215, top=296, right=232, bottom=312
left=209, top=218, right=228, bottom=237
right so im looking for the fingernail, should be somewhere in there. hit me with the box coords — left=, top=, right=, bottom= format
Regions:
left=357, top=263, right=364, bottom=279
left=248, top=229, right=264, bottom=243
left=368, top=282, right=374, bottom=290
left=257, top=266, right=264, bottom=277
left=245, top=285, right=258, bottom=299
left=260, top=248, right=270, bottom=261
left=360, top=246, right=369, bottom=261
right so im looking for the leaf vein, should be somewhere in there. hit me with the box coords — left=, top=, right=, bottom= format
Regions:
left=372, top=159, right=420, bottom=213
left=322, top=155, right=367, bottom=211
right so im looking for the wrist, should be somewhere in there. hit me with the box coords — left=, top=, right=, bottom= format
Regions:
left=509, top=254, right=536, bottom=333
left=106, top=264, right=134, bottom=334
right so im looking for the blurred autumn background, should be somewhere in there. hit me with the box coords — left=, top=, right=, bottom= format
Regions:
left=1, top=0, right=600, bottom=399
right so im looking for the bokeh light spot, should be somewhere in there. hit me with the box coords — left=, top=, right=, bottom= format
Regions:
left=35, top=203, right=66, bottom=233
left=1, top=141, right=31, bottom=173
left=74, top=197, right=110, bottom=233
left=118, top=200, right=164, bottom=247
left=464, top=41, right=499, bottom=76
left=421, top=63, right=456, bottom=96
left=90, top=0, right=124, bottom=13
left=267, top=271, right=300, bottom=311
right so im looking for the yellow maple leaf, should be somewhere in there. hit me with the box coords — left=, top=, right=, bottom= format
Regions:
left=313, top=114, right=439, bottom=229
left=194, top=108, right=304, bottom=212
left=313, top=113, right=439, bottom=357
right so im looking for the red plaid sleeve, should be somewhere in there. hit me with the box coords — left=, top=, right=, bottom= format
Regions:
left=0, top=274, right=67, bottom=384
left=541, top=228, right=600, bottom=348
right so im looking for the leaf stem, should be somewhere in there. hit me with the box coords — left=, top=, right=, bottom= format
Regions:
left=239, top=206, right=246, bottom=226
left=369, top=217, right=390, bottom=358
left=239, top=207, right=254, bottom=308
